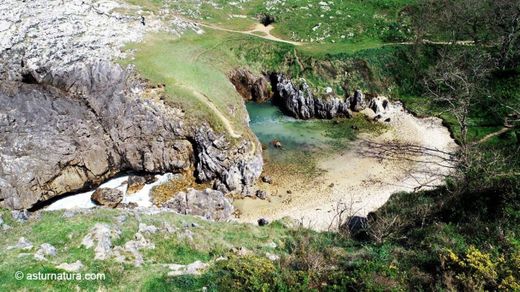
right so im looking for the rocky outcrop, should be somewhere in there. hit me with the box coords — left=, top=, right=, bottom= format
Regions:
left=163, top=188, right=234, bottom=221
left=0, top=63, right=194, bottom=210
left=271, top=74, right=352, bottom=119
left=192, top=127, right=262, bottom=195
left=349, top=90, right=367, bottom=112
left=0, top=61, right=262, bottom=210
left=368, top=96, right=390, bottom=115
left=229, top=69, right=272, bottom=103
left=0, top=0, right=264, bottom=210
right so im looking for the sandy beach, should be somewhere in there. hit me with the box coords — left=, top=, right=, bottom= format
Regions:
left=234, top=103, right=459, bottom=230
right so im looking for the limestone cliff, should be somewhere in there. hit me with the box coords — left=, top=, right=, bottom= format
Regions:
left=0, top=0, right=262, bottom=210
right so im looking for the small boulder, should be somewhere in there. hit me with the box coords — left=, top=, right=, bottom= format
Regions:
left=231, top=247, right=252, bottom=257
left=256, top=190, right=268, bottom=200
left=116, top=202, right=138, bottom=209
left=91, top=188, right=123, bottom=208
left=7, top=237, right=33, bottom=250
left=266, top=252, right=280, bottom=261
left=127, top=176, right=147, bottom=194
left=81, top=223, right=119, bottom=260
left=0, top=214, right=3, bottom=226
left=349, top=90, right=366, bottom=112
left=166, top=261, right=209, bottom=277
left=57, top=260, right=83, bottom=272
left=138, top=223, right=158, bottom=234
left=261, top=176, right=273, bottom=184
left=34, top=243, right=57, bottom=261
left=272, top=140, right=283, bottom=149
left=12, top=210, right=30, bottom=222
left=258, top=218, right=269, bottom=226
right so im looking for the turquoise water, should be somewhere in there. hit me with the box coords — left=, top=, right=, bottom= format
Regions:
left=246, top=102, right=348, bottom=161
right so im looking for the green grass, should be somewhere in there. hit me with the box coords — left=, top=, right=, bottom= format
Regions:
left=157, top=0, right=416, bottom=44
left=0, top=208, right=293, bottom=291
left=123, top=31, right=254, bottom=137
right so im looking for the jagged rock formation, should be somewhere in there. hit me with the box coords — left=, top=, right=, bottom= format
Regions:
left=271, top=74, right=352, bottom=119
left=368, top=96, right=390, bottom=114
left=0, top=61, right=262, bottom=210
left=230, top=70, right=373, bottom=120
left=0, top=0, right=262, bottom=210
left=163, top=188, right=234, bottom=221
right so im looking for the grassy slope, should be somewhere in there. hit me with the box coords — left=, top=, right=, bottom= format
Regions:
left=0, top=209, right=291, bottom=291
left=164, top=0, right=415, bottom=44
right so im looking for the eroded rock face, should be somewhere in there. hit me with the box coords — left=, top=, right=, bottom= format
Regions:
left=0, top=62, right=263, bottom=210
left=271, top=74, right=352, bottom=119
left=193, top=127, right=262, bottom=195
left=0, top=63, right=193, bottom=210
left=0, top=0, right=262, bottom=210
left=163, top=188, right=234, bottom=221
left=229, top=68, right=272, bottom=103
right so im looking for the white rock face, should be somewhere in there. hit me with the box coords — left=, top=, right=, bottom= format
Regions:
left=57, top=260, right=84, bottom=272
left=0, top=0, right=195, bottom=81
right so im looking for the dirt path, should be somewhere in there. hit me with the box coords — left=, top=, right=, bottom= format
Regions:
left=179, top=84, right=242, bottom=139
left=196, top=22, right=302, bottom=46
left=477, top=127, right=512, bottom=144
left=234, top=103, right=459, bottom=231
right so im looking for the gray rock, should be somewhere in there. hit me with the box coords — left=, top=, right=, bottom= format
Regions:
left=120, top=232, right=155, bottom=267
left=11, top=210, right=29, bottom=222
left=164, top=223, right=177, bottom=233
left=116, top=215, right=127, bottom=224
left=62, top=210, right=77, bottom=218
left=231, top=247, right=252, bottom=257
left=368, top=96, right=390, bottom=115
left=56, top=260, right=83, bottom=272
left=256, top=190, right=268, bottom=200
left=81, top=223, right=120, bottom=260
left=0, top=214, right=3, bottom=226
left=91, top=188, right=123, bottom=208
left=116, top=202, right=139, bottom=209
left=261, top=176, right=273, bottom=184
left=0, top=65, right=193, bottom=210
left=166, top=261, right=208, bottom=277
left=193, top=127, right=263, bottom=196
left=349, top=90, right=367, bottom=112
left=266, top=252, right=280, bottom=261
left=34, top=243, right=57, bottom=261
left=272, top=74, right=352, bottom=119
left=138, top=223, right=158, bottom=234
left=163, top=188, right=234, bottom=221
left=7, top=237, right=33, bottom=250
left=0, top=0, right=263, bottom=209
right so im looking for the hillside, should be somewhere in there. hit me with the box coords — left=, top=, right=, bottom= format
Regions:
left=0, top=0, right=519, bottom=291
